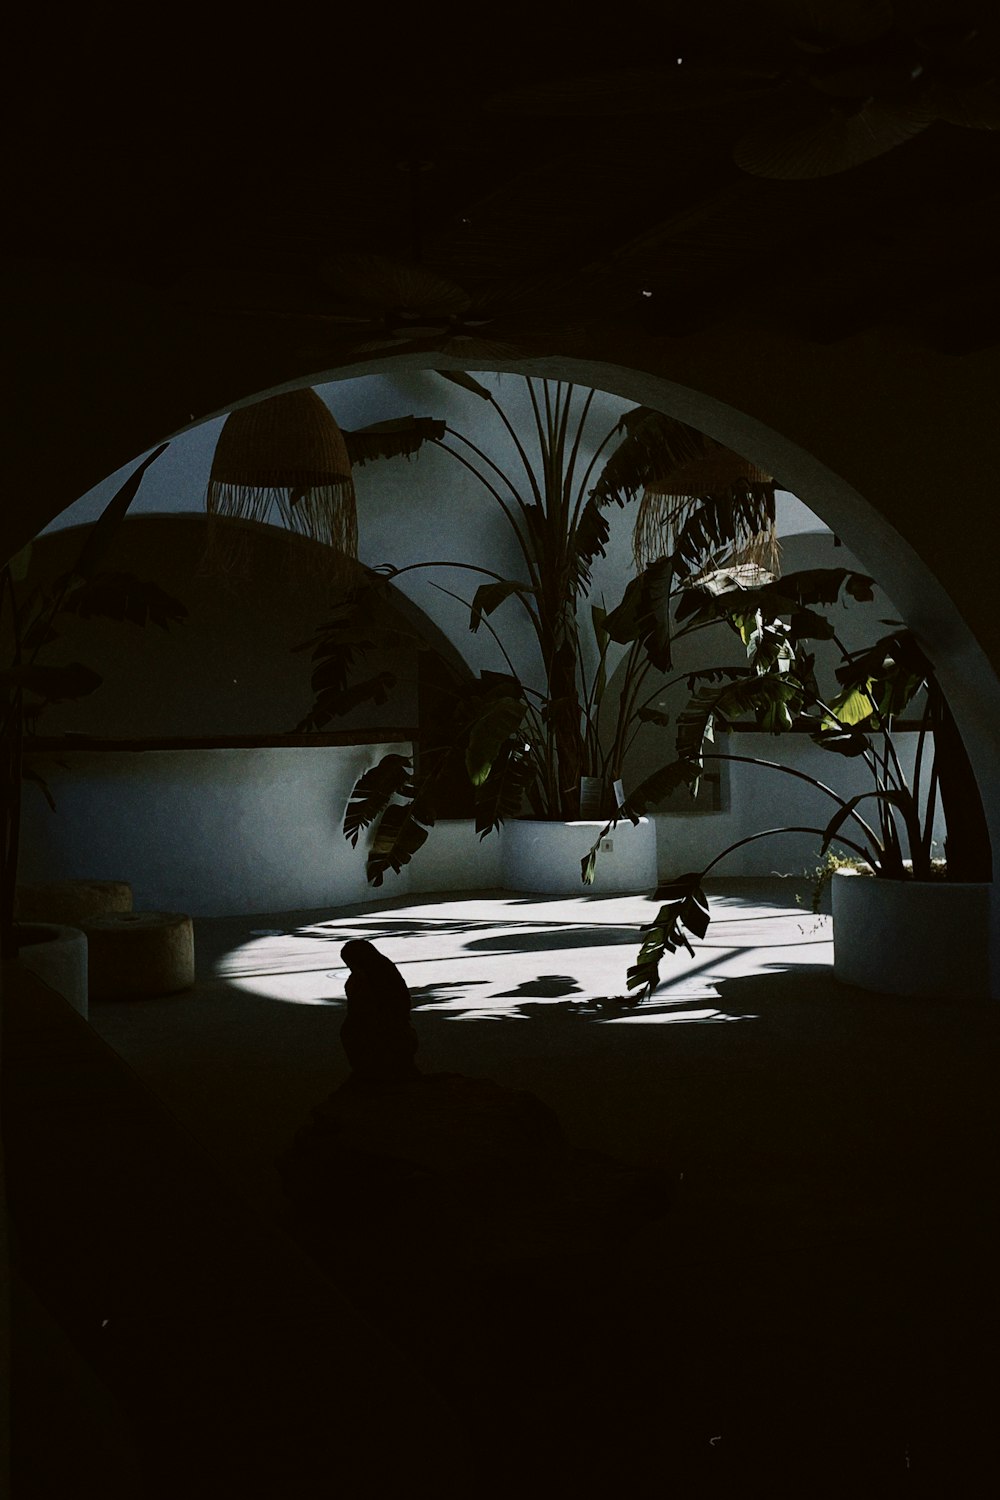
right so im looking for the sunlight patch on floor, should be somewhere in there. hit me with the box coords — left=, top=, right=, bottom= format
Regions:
left=205, top=884, right=833, bottom=1014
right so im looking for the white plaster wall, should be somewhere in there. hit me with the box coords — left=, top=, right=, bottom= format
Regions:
left=20, top=744, right=501, bottom=917
left=41, top=370, right=930, bottom=912
left=43, top=373, right=823, bottom=701
left=652, top=730, right=946, bottom=881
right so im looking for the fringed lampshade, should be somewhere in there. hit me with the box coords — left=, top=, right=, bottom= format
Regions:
left=203, top=389, right=358, bottom=584
left=633, top=436, right=780, bottom=577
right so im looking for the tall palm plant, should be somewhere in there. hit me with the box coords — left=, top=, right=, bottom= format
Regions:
left=294, top=373, right=778, bottom=885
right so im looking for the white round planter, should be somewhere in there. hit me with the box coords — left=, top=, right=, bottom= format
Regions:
left=832, top=869, right=993, bottom=1000
left=14, top=921, right=90, bottom=1018
left=501, top=816, right=657, bottom=896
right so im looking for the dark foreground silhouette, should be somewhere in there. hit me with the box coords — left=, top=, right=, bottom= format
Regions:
left=276, top=941, right=676, bottom=1489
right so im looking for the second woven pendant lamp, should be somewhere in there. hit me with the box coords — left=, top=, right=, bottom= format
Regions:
left=633, top=435, right=779, bottom=577
left=204, top=388, right=358, bottom=582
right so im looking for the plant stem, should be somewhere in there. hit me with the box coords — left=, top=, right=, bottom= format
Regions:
left=697, top=751, right=884, bottom=849
left=700, top=824, right=877, bottom=879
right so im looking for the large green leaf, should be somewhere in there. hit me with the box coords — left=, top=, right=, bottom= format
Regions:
left=675, top=672, right=805, bottom=763
left=473, top=739, right=534, bottom=835
left=675, top=566, right=875, bottom=629
left=810, top=725, right=872, bottom=757
left=366, top=802, right=430, bottom=886
left=469, top=579, right=531, bottom=633
left=625, top=874, right=712, bottom=992
left=822, top=683, right=876, bottom=728
left=570, top=495, right=613, bottom=594
left=342, top=416, right=446, bottom=468
left=602, top=557, right=675, bottom=670
left=833, top=631, right=928, bottom=721
left=588, top=408, right=704, bottom=510
left=343, top=753, right=413, bottom=847
left=298, top=671, right=396, bottom=731
left=465, top=695, right=527, bottom=786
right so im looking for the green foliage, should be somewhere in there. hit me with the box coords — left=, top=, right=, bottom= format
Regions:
left=302, top=375, right=779, bottom=887
left=343, top=753, right=413, bottom=848
left=291, top=579, right=409, bottom=731
left=464, top=694, right=527, bottom=786
left=473, top=738, right=535, bottom=837
left=620, top=565, right=985, bottom=994
left=626, top=875, right=712, bottom=991
left=602, top=558, right=675, bottom=671
left=343, top=416, right=447, bottom=468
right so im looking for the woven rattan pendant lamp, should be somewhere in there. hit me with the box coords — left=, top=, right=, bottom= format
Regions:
left=633, top=434, right=779, bottom=577
left=204, top=388, right=358, bottom=582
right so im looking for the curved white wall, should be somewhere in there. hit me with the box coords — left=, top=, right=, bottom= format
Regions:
left=20, top=744, right=502, bottom=917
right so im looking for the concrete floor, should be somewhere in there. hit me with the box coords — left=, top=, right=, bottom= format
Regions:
left=87, top=877, right=1000, bottom=1494
left=89, top=878, right=834, bottom=1216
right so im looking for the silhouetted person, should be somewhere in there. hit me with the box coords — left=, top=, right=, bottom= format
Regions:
left=339, top=939, right=420, bottom=1085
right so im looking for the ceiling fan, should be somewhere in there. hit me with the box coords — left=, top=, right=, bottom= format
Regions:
left=195, top=250, right=610, bottom=365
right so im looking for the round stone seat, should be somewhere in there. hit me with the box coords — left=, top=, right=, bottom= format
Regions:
left=81, top=911, right=195, bottom=1000
left=15, top=879, right=133, bottom=926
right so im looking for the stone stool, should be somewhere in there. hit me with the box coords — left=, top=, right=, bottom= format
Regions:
left=81, top=911, right=195, bottom=1000
left=15, top=879, right=133, bottom=926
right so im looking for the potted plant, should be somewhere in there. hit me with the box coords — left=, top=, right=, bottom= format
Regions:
left=293, top=373, right=779, bottom=893
left=605, top=566, right=993, bottom=999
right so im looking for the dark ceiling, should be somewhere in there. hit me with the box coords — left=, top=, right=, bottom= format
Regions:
left=7, top=0, right=1000, bottom=372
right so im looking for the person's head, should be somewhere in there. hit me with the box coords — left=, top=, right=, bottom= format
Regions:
left=341, top=938, right=385, bottom=973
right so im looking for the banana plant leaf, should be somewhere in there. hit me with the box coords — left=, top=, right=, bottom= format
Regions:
left=602, top=557, right=675, bottom=670
left=343, top=753, right=413, bottom=847
left=464, top=695, right=527, bottom=786
left=619, top=758, right=703, bottom=818
left=626, top=873, right=712, bottom=991
left=469, top=578, right=533, bottom=633
left=810, top=724, right=872, bottom=756
left=674, top=672, right=806, bottom=763
left=366, top=801, right=431, bottom=886
left=675, top=566, right=875, bottom=627
left=569, top=496, right=613, bottom=594
left=588, top=407, right=705, bottom=509
left=343, top=416, right=446, bottom=468
left=298, top=671, right=396, bottom=730
left=820, top=683, right=876, bottom=729
left=832, top=630, right=929, bottom=721
left=474, top=738, right=534, bottom=836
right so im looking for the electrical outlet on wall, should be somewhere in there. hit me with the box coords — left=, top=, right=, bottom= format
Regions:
left=601, top=837, right=614, bottom=853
